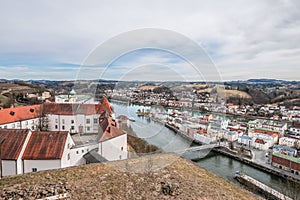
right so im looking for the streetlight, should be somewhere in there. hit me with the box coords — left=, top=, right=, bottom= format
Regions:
left=0, top=138, right=6, bottom=179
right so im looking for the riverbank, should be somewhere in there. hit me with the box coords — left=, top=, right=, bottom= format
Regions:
left=147, top=114, right=300, bottom=184
left=0, top=153, right=260, bottom=200
left=110, top=98, right=292, bottom=124
left=110, top=101, right=299, bottom=198
left=214, top=147, right=300, bottom=184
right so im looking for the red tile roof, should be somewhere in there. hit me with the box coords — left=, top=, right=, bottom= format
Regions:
left=0, top=105, right=42, bottom=125
left=0, top=129, right=30, bottom=160
left=255, top=138, right=266, bottom=144
left=99, top=117, right=125, bottom=142
left=22, top=131, right=68, bottom=160
left=101, top=96, right=113, bottom=114
left=43, top=97, right=113, bottom=115
left=229, top=128, right=244, bottom=133
left=43, top=103, right=102, bottom=115
left=0, top=96, right=114, bottom=125
left=254, top=129, right=280, bottom=137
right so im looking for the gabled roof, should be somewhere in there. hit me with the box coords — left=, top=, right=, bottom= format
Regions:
left=0, top=105, right=42, bottom=125
left=0, top=129, right=30, bottom=160
left=43, top=103, right=103, bottom=115
left=100, top=96, right=113, bottom=114
left=43, top=97, right=113, bottom=115
left=253, top=129, right=280, bottom=137
left=254, top=138, right=266, bottom=144
left=99, top=117, right=125, bottom=142
left=22, top=131, right=68, bottom=160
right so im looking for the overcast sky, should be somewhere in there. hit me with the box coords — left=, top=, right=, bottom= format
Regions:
left=0, top=0, right=299, bottom=81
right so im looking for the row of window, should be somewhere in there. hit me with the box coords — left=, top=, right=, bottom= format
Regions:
left=0, top=124, right=38, bottom=130
left=55, top=118, right=98, bottom=124
left=54, top=125, right=93, bottom=131
left=76, top=149, right=89, bottom=154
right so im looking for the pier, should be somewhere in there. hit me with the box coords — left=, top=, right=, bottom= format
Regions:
left=235, top=172, right=293, bottom=200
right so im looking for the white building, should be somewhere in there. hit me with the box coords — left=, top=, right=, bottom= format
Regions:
left=22, top=131, right=74, bottom=173
left=238, top=135, right=252, bottom=147
left=0, top=97, right=114, bottom=135
left=279, top=137, right=297, bottom=148
left=222, top=130, right=239, bottom=142
left=55, top=89, right=94, bottom=104
left=44, top=103, right=105, bottom=134
left=248, top=119, right=287, bottom=135
left=0, top=129, right=32, bottom=176
left=0, top=97, right=128, bottom=176
left=252, top=134, right=274, bottom=150
left=0, top=105, right=42, bottom=130
left=98, top=117, right=128, bottom=160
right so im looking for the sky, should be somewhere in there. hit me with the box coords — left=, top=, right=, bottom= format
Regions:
left=0, top=0, right=300, bottom=81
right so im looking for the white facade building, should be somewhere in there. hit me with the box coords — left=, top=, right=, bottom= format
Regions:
left=22, top=131, right=75, bottom=173
left=0, top=97, right=128, bottom=176
left=0, top=129, right=32, bottom=176
left=55, top=89, right=94, bottom=104
left=279, top=137, right=297, bottom=148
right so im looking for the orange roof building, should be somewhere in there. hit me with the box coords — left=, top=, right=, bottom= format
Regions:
left=0, top=105, right=42, bottom=125
left=22, top=131, right=69, bottom=160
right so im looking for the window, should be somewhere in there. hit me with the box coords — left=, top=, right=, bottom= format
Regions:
left=25, top=121, right=28, bottom=125
left=32, top=168, right=37, bottom=172
left=55, top=119, right=58, bottom=123
left=71, top=126, right=75, bottom=130
left=31, top=120, right=34, bottom=124
left=76, top=151, right=79, bottom=154
left=67, top=143, right=70, bottom=149
left=86, top=127, right=90, bottom=131
left=4, top=126, right=7, bottom=129
left=67, top=153, right=70, bottom=160
left=62, top=119, right=65, bottom=124
left=62, top=125, right=65, bottom=130
left=71, top=120, right=74, bottom=124
left=94, top=118, right=98, bottom=124
left=121, top=147, right=124, bottom=151
left=12, top=124, right=15, bottom=128
left=82, top=149, right=84, bottom=153
left=55, top=125, right=58, bottom=129
left=86, top=119, right=90, bottom=124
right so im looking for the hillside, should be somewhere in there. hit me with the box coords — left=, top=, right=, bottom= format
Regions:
left=0, top=153, right=260, bottom=200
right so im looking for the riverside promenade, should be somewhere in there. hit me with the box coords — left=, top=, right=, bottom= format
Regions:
left=214, top=147, right=300, bottom=184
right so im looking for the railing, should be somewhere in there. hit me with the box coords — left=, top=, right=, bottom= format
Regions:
left=175, top=142, right=226, bottom=154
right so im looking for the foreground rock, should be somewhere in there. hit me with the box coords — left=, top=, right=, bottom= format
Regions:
left=0, top=153, right=260, bottom=200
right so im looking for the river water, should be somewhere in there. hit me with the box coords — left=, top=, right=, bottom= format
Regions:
left=111, top=101, right=298, bottom=198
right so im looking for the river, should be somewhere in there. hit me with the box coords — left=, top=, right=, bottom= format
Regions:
left=111, top=101, right=298, bottom=198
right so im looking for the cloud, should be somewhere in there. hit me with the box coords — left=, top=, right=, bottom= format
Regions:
left=0, top=0, right=299, bottom=80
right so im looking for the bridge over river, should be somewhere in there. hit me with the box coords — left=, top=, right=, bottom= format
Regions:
left=175, top=142, right=227, bottom=154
